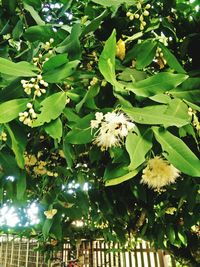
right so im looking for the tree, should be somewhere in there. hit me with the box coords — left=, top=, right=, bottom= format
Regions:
left=0, top=0, right=199, bottom=265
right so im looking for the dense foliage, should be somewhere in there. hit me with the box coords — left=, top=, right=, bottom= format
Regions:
left=0, top=0, right=200, bottom=265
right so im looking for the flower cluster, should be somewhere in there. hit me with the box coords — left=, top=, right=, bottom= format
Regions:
left=155, top=47, right=167, bottom=69
left=0, top=131, right=7, bottom=142
left=19, top=103, right=37, bottom=127
left=91, top=111, right=135, bottom=151
left=32, top=38, right=54, bottom=69
left=141, top=156, right=180, bottom=189
left=24, top=151, right=59, bottom=177
left=116, top=39, right=126, bottom=61
left=42, top=38, right=54, bottom=51
left=21, top=74, right=48, bottom=97
left=126, top=2, right=151, bottom=30
left=165, top=207, right=177, bottom=215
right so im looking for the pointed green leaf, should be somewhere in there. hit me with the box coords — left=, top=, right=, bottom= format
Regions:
left=123, top=105, right=189, bottom=128
left=159, top=43, right=186, bottom=74
left=44, top=118, right=63, bottom=142
left=98, top=29, right=124, bottom=93
left=104, top=166, right=138, bottom=186
left=165, top=99, right=191, bottom=121
left=153, top=127, right=200, bottom=177
left=5, top=124, right=25, bottom=169
left=166, top=225, right=176, bottom=244
left=66, top=128, right=92, bottom=144
left=24, top=3, right=45, bottom=25
left=135, top=40, right=157, bottom=69
left=92, top=0, right=133, bottom=7
left=17, top=172, right=26, bottom=200
left=126, top=128, right=153, bottom=170
left=24, top=25, right=55, bottom=42
left=42, top=219, right=53, bottom=239
left=170, top=78, right=200, bottom=103
left=178, top=231, right=187, bottom=246
left=0, top=58, right=38, bottom=77
left=127, top=72, right=188, bottom=97
left=76, top=85, right=100, bottom=113
left=0, top=99, right=29, bottom=123
left=43, top=60, right=79, bottom=83
left=32, top=92, right=66, bottom=127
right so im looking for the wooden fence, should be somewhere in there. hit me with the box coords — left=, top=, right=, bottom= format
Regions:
left=0, top=235, right=176, bottom=267
left=62, top=239, right=176, bottom=267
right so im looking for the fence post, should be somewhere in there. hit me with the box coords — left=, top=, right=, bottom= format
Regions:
left=25, top=239, right=30, bottom=267
left=17, top=238, right=21, bottom=267
left=158, top=250, right=165, bottom=267
left=4, top=235, right=8, bottom=267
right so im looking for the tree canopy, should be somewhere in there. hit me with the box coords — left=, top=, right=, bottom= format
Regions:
left=0, top=0, right=200, bottom=265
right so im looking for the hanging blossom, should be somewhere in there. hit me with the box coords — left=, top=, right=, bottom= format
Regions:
left=90, top=111, right=135, bottom=151
left=141, top=156, right=180, bottom=189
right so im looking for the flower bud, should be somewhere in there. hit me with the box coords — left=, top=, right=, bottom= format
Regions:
left=143, top=10, right=149, bottom=16
left=146, top=4, right=151, bottom=9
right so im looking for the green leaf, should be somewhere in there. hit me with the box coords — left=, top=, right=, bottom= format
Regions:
left=12, top=20, right=23, bottom=40
left=0, top=58, right=38, bottom=77
left=170, top=77, right=200, bottom=103
left=42, top=219, right=53, bottom=239
left=98, top=29, right=124, bottom=93
left=63, top=140, right=74, bottom=168
left=82, top=10, right=109, bottom=36
left=17, top=172, right=26, bottom=200
left=165, top=98, right=191, bottom=121
left=159, top=43, right=186, bottom=74
left=126, top=127, right=153, bottom=170
left=0, top=150, right=19, bottom=176
left=65, top=114, right=94, bottom=144
left=118, top=68, right=147, bottom=82
left=127, top=73, right=188, bottom=97
left=23, top=0, right=41, bottom=9
left=56, top=24, right=82, bottom=60
left=66, top=128, right=92, bottom=144
left=183, top=100, right=200, bottom=112
left=153, top=127, right=200, bottom=177
left=76, top=85, right=100, bottom=112
left=178, top=231, right=187, bottom=246
left=0, top=99, right=29, bottom=123
left=134, top=40, right=157, bottom=69
left=149, top=93, right=171, bottom=104
left=92, top=0, right=133, bottom=7
left=43, top=60, right=79, bottom=83
left=44, top=118, right=63, bottom=142
left=24, top=3, right=45, bottom=25
left=43, top=54, right=69, bottom=72
left=32, top=92, right=66, bottom=127
left=166, top=225, right=176, bottom=244
left=5, top=124, right=25, bottom=169
left=24, top=25, right=55, bottom=42
left=123, top=105, right=189, bottom=128
left=99, top=30, right=116, bottom=83
left=104, top=164, right=138, bottom=186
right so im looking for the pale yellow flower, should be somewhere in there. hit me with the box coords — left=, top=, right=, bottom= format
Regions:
left=116, top=39, right=126, bottom=61
left=141, top=156, right=180, bottom=189
left=165, top=207, right=177, bottom=215
left=44, top=209, right=57, bottom=219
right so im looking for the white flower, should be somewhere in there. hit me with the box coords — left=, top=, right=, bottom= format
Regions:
left=44, top=209, right=57, bottom=219
left=91, top=111, right=135, bottom=150
left=95, top=112, right=104, bottom=122
left=141, top=156, right=180, bottom=189
left=91, top=120, right=100, bottom=129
